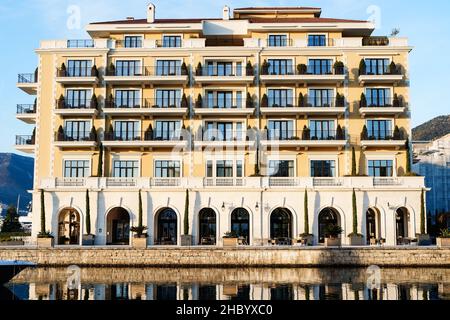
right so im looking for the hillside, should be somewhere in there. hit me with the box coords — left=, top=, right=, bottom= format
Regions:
left=412, top=115, right=450, bottom=141
left=0, top=153, right=34, bottom=214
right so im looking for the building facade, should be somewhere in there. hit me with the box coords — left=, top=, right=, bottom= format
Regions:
left=15, top=5, right=425, bottom=246
left=413, top=134, right=450, bottom=219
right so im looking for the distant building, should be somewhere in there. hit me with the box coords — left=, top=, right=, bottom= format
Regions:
left=413, top=134, right=450, bottom=220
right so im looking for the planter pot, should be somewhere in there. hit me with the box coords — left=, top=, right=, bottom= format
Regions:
left=180, top=235, right=193, bottom=247
left=132, top=237, right=148, bottom=249
left=417, top=234, right=431, bottom=246
left=0, top=241, right=25, bottom=246
left=223, top=238, right=238, bottom=247
left=325, top=237, right=341, bottom=247
left=437, top=237, right=450, bottom=248
left=348, top=235, right=365, bottom=246
left=223, top=285, right=238, bottom=296
left=37, top=237, right=54, bottom=248
left=82, top=234, right=95, bottom=246
left=300, top=235, right=314, bottom=246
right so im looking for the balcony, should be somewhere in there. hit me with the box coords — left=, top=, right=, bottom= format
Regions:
left=194, top=65, right=254, bottom=84
left=54, top=98, right=99, bottom=117
left=15, top=135, right=35, bottom=154
left=261, top=130, right=347, bottom=149
left=359, top=95, right=405, bottom=117
left=103, top=98, right=188, bottom=116
left=54, top=131, right=98, bottom=148
left=260, top=96, right=346, bottom=117
left=55, top=67, right=99, bottom=85
left=103, top=66, right=189, bottom=85
left=16, top=104, right=36, bottom=124
left=195, top=130, right=255, bottom=149
left=260, top=64, right=345, bottom=85
left=103, top=131, right=189, bottom=149
left=17, top=72, right=38, bottom=95
left=360, top=129, right=407, bottom=149
left=358, top=63, right=403, bottom=85
left=66, top=39, right=95, bottom=48
left=203, top=178, right=245, bottom=187
left=195, top=98, right=254, bottom=117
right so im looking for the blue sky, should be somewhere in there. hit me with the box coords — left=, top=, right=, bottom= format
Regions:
left=0, top=0, right=449, bottom=154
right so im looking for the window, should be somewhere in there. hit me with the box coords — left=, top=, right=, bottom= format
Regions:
left=205, top=122, right=242, bottom=141
left=67, top=60, right=92, bottom=77
left=155, top=121, right=181, bottom=140
left=124, top=36, right=142, bottom=48
left=268, top=120, right=294, bottom=140
left=308, top=59, right=333, bottom=74
left=268, top=59, right=293, bottom=75
left=308, top=89, right=334, bottom=107
left=216, top=160, right=233, bottom=177
left=114, top=90, right=140, bottom=108
left=206, top=91, right=242, bottom=108
left=268, top=35, right=288, bottom=47
left=155, top=90, right=181, bottom=108
left=366, top=120, right=392, bottom=140
left=115, top=60, right=141, bottom=76
left=162, top=36, right=182, bottom=48
left=366, top=88, right=391, bottom=107
left=310, top=160, right=336, bottom=177
left=364, top=58, right=390, bottom=75
left=156, top=60, right=181, bottom=76
left=155, top=161, right=181, bottom=178
left=64, top=121, right=90, bottom=140
left=269, top=160, right=294, bottom=177
left=309, top=120, right=335, bottom=140
left=267, top=89, right=294, bottom=107
left=308, top=35, right=327, bottom=47
left=207, top=62, right=241, bottom=76
left=66, top=89, right=91, bottom=108
left=113, top=160, right=139, bottom=178
left=114, top=121, right=140, bottom=141
left=206, top=160, right=243, bottom=178
left=64, top=160, right=89, bottom=178
left=368, top=160, right=394, bottom=177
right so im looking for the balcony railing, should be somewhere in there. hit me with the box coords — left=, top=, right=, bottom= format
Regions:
left=67, top=39, right=95, bottom=48
left=268, top=177, right=302, bottom=187
left=105, top=66, right=187, bottom=77
left=55, top=131, right=96, bottom=142
left=56, top=99, right=95, bottom=109
left=56, top=178, right=86, bottom=187
left=362, top=37, right=390, bottom=46
left=361, top=130, right=405, bottom=141
left=17, top=104, right=36, bottom=114
left=205, top=38, right=244, bottom=47
left=373, top=177, right=402, bottom=186
left=201, top=98, right=247, bottom=109
left=203, top=177, right=245, bottom=187
left=152, top=178, right=181, bottom=187
left=16, top=135, right=35, bottom=145
left=198, top=130, right=250, bottom=142
left=198, top=65, right=253, bottom=77
left=18, top=73, right=37, bottom=83
left=360, top=97, right=401, bottom=108
left=261, top=64, right=345, bottom=76
left=265, top=38, right=294, bottom=47
left=115, top=39, right=143, bottom=48
left=307, top=38, right=335, bottom=47
left=104, top=98, right=184, bottom=109
left=104, top=131, right=184, bottom=142
left=156, top=39, right=183, bottom=48
left=265, top=130, right=346, bottom=141
left=57, top=67, right=98, bottom=78
left=106, top=178, right=137, bottom=187
left=263, top=96, right=344, bottom=108
left=360, top=63, right=401, bottom=76
left=313, top=177, right=343, bottom=187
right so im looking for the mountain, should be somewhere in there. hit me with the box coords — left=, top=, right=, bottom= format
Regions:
left=0, top=153, right=34, bottom=214
left=412, top=115, right=450, bottom=141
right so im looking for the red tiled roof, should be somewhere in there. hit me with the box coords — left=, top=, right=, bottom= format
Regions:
left=234, top=7, right=321, bottom=11
left=248, top=17, right=368, bottom=24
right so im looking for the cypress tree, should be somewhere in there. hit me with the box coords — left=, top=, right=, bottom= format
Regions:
left=352, top=147, right=357, bottom=176
left=420, top=189, right=426, bottom=234
left=97, top=143, right=103, bottom=177
left=304, top=189, right=309, bottom=235
left=184, top=190, right=189, bottom=235
left=85, top=189, right=91, bottom=235
left=40, top=189, right=45, bottom=235
left=352, top=189, right=358, bottom=235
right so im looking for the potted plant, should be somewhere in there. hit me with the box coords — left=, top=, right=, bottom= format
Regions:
left=333, top=61, right=345, bottom=75
left=91, top=65, right=99, bottom=77
left=223, top=231, right=239, bottom=247
left=181, top=93, right=188, bottom=109
left=324, top=225, right=343, bottom=247
left=361, top=125, right=368, bottom=141
left=57, top=94, right=66, bottom=109
left=90, top=94, right=98, bottom=110
left=246, top=93, right=254, bottom=109
left=195, top=62, right=203, bottom=76
left=195, top=94, right=203, bottom=109
left=108, top=62, right=116, bottom=76
left=348, top=189, right=364, bottom=245
left=302, top=126, right=310, bottom=140
left=359, top=59, right=366, bottom=75
left=297, top=64, right=307, bottom=75
left=246, top=61, right=254, bottom=76
left=393, top=93, right=401, bottom=108
left=388, top=61, right=398, bottom=75
left=89, top=126, right=98, bottom=142
left=360, top=93, right=367, bottom=109
left=335, top=93, right=345, bottom=108
left=59, top=63, right=67, bottom=77
left=298, top=92, right=305, bottom=108
left=436, top=229, right=450, bottom=247
left=417, top=189, right=431, bottom=245
left=131, top=190, right=148, bottom=248
left=37, top=189, right=54, bottom=247
left=336, top=125, right=344, bottom=140
left=261, top=60, right=269, bottom=75
left=260, top=94, right=268, bottom=108
left=181, top=62, right=189, bottom=76
left=82, top=189, right=95, bottom=245
left=393, top=125, right=402, bottom=140
left=181, top=190, right=193, bottom=246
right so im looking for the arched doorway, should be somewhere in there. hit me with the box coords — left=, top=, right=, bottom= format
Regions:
left=270, top=208, right=293, bottom=242
left=366, top=208, right=381, bottom=245
left=156, top=208, right=178, bottom=245
left=231, top=208, right=250, bottom=245
left=396, top=207, right=409, bottom=244
left=106, top=207, right=130, bottom=245
left=58, top=208, right=80, bottom=245
left=198, top=208, right=216, bottom=245
left=318, top=208, right=340, bottom=244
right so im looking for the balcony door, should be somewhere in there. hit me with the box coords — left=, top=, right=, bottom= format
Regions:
left=366, top=120, right=392, bottom=140
left=155, top=121, right=181, bottom=140
left=114, top=121, right=140, bottom=141
left=309, top=120, right=335, bottom=140
left=268, top=120, right=294, bottom=140
left=64, top=120, right=90, bottom=141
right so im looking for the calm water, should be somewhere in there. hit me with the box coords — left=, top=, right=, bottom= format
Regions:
left=2, top=267, right=449, bottom=301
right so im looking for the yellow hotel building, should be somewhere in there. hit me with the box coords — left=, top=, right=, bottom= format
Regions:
left=16, top=4, right=426, bottom=247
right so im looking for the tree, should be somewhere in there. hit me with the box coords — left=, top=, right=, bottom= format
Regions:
left=89, top=126, right=98, bottom=142
left=336, top=125, right=344, bottom=140
left=393, top=125, right=402, bottom=140
left=195, top=94, right=203, bottom=109
left=359, top=59, right=366, bottom=75
left=97, top=143, right=103, bottom=177
left=420, top=189, right=426, bottom=234
left=360, top=93, right=367, bottom=109
left=1, top=205, right=23, bottom=233
left=261, top=60, right=269, bottom=75
left=246, top=93, right=254, bottom=109
left=406, top=139, right=412, bottom=174
left=304, top=189, right=309, bottom=235
left=246, top=61, right=254, bottom=76
left=261, top=94, right=268, bottom=108
left=352, top=147, right=357, bottom=176
left=181, top=62, right=188, bottom=76
left=39, top=189, right=46, bottom=235
left=85, top=190, right=91, bottom=235
left=130, top=190, right=147, bottom=237
left=195, top=62, right=203, bottom=76
left=361, top=125, right=368, bottom=140
left=351, top=189, right=359, bottom=235
left=184, top=189, right=189, bottom=235
left=90, top=94, right=98, bottom=110
left=181, top=93, right=188, bottom=109
left=298, top=92, right=304, bottom=108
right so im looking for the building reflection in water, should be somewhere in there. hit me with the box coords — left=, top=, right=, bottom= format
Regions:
left=4, top=268, right=449, bottom=301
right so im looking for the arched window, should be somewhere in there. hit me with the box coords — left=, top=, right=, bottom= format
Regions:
left=270, top=208, right=293, bottom=241
left=396, top=207, right=409, bottom=244
left=58, top=208, right=80, bottom=245
left=199, top=208, right=216, bottom=245
left=231, top=208, right=250, bottom=245
left=106, top=207, right=130, bottom=245
left=156, top=208, right=177, bottom=245
left=318, top=208, right=340, bottom=243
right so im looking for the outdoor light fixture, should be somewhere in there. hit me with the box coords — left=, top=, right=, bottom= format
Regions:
left=221, top=202, right=225, bottom=211
left=255, top=202, right=259, bottom=211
